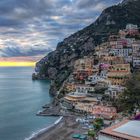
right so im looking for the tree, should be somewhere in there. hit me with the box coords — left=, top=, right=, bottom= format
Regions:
left=118, top=72, right=140, bottom=115
left=95, top=118, right=104, bottom=126
left=94, top=122, right=102, bottom=132
left=88, top=129, right=96, bottom=140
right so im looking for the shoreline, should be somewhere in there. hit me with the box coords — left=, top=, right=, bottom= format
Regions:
left=28, top=115, right=85, bottom=140
left=25, top=116, right=63, bottom=140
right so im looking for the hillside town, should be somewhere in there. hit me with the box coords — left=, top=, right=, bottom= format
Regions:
left=55, top=24, right=140, bottom=140
left=36, top=23, right=140, bottom=140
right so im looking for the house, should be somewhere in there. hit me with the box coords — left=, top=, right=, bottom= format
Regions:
left=63, top=93, right=99, bottom=104
left=99, top=120, right=140, bottom=140
left=65, top=83, right=76, bottom=92
left=73, top=57, right=94, bottom=81
left=107, top=64, right=131, bottom=86
left=74, top=57, right=94, bottom=70
left=99, top=63, right=110, bottom=71
left=132, top=40, right=140, bottom=68
left=64, top=92, right=86, bottom=102
left=100, top=69, right=108, bottom=79
left=133, top=57, right=140, bottom=69
left=105, top=86, right=125, bottom=99
left=99, top=56, right=126, bottom=65
left=86, top=70, right=109, bottom=85
left=92, top=105, right=117, bottom=119
left=75, top=85, right=95, bottom=94
left=132, top=40, right=140, bottom=57
left=119, top=30, right=127, bottom=38
left=96, top=42, right=110, bottom=51
left=74, top=96, right=113, bottom=114
left=126, top=24, right=139, bottom=35
left=74, top=100, right=98, bottom=113
left=86, top=74, right=103, bottom=85
left=110, top=47, right=132, bottom=58
left=95, top=42, right=110, bottom=58
left=108, top=38, right=133, bottom=63
left=109, top=35, right=119, bottom=42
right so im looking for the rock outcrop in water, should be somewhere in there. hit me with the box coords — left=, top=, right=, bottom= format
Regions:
left=34, top=0, right=140, bottom=95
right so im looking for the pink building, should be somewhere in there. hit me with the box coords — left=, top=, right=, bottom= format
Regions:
left=92, top=105, right=117, bottom=119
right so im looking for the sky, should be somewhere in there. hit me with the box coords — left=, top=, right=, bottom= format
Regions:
left=0, top=0, right=121, bottom=62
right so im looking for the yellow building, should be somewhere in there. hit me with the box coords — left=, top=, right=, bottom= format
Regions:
left=74, top=57, right=94, bottom=70
left=65, top=83, right=76, bottom=92
left=95, top=42, right=110, bottom=51
left=99, top=56, right=126, bottom=65
left=107, top=64, right=131, bottom=86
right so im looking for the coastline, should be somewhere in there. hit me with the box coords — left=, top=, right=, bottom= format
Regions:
left=28, top=115, right=85, bottom=140
left=25, top=116, right=63, bottom=140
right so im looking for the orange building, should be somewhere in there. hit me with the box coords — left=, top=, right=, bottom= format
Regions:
left=99, top=56, right=126, bottom=65
left=107, top=64, right=131, bottom=86
left=65, top=83, right=76, bottom=92
left=74, top=57, right=94, bottom=70
left=73, top=57, right=94, bottom=80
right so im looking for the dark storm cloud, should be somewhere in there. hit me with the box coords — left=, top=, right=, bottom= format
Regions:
left=0, top=0, right=121, bottom=57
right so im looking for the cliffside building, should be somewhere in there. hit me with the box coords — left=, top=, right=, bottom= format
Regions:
left=107, top=64, right=131, bottom=86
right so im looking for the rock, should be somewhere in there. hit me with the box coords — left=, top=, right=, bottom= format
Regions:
left=34, top=0, right=140, bottom=96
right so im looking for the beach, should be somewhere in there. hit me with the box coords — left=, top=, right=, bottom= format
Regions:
left=31, top=116, right=86, bottom=140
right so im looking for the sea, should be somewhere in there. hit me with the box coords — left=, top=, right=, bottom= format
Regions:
left=0, top=67, right=58, bottom=140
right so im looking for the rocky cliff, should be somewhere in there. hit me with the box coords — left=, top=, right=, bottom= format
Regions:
left=34, top=0, right=140, bottom=95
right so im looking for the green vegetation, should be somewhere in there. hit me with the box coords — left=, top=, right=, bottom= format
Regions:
left=39, top=63, right=47, bottom=76
left=88, top=129, right=96, bottom=140
left=88, top=118, right=103, bottom=140
left=94, top=87, right=108, bottom=94
left=93, top=118, right=103, bottom=132
left=94, top=118, right=104, bottom=126
left=118, top=72, right=140, bottom=115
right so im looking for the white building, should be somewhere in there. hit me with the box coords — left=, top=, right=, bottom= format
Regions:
left=133, top=57, right=140, bottom=68
left=132, top=40, right=140, bottom=59
left=105, top=86, right=125, bottom=99
left=89, top=74, right=101, bottom=84
left=110, top=48, right=132, bottom=57
left=75, top=85, right=95, bottom=94
left=126, top=24, right=138, bottom=30
left=100, top=70, right=108, bottom=79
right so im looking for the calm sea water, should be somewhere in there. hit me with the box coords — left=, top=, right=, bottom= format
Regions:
left=0, top=67, right=57, bottom=140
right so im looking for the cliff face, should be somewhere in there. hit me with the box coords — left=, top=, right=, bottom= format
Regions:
left=34, top=0, right=140, bottom=95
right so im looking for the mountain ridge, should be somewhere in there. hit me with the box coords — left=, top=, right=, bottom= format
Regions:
left=34, top=0, right=140, bottom=95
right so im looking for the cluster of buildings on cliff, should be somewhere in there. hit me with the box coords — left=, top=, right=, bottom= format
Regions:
left=60, top=24, right=140, bottom=120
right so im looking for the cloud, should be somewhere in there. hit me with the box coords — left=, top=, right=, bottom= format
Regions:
left=1, top=46, right=52, bottom=57
left=0, top=0, right=120, bottom=59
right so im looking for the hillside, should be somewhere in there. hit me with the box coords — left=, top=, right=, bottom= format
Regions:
left=34, top=0, right=140, bottom=95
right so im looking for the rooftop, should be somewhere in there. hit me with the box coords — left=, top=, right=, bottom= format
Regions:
left=100, top=120, right=140, bottom=140
left=114, top=121, right=140, bottom=138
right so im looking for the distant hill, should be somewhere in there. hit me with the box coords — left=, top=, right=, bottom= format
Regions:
left=34, top=0, right=140, bottom=95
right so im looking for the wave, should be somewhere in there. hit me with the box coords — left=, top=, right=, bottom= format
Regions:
left=24, top=116, right=63, bottom=140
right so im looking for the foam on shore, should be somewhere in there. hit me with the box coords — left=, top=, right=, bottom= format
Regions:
left=24, top=116, right=63, bottom=140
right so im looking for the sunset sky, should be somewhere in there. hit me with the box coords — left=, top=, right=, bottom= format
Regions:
left=0, top=0, right=121, bottom=65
